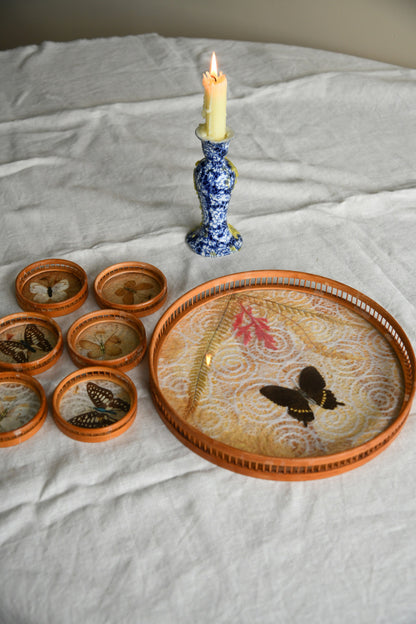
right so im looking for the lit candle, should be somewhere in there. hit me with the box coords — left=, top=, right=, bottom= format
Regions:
left=198, top=52, right=227, bottom=141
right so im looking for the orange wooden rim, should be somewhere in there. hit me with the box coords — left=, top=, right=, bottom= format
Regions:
left=149, top=270, right=416, bottom=480
left=52, top=366, right=137, bottom=443
left=93, top=262, right=167, bottom=317
left=66, top=309, right=147, bottom=372
left=0, top=372, right=48, bottom=447
left=0, top=312, right=64, bottom=375
left=15, top=258, right=88, bottom=317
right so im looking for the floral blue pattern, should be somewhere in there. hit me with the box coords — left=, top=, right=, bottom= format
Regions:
left=186, top=130, right=243, bottom=257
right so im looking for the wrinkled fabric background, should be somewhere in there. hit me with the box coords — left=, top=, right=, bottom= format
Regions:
left=0, top=33, right=415, bottom=624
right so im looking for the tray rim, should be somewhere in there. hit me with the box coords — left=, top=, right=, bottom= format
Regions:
left=148, top=270, right=416, bottom=480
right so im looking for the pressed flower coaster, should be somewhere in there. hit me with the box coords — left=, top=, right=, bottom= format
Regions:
left=67, top=309, right=146, bottom=372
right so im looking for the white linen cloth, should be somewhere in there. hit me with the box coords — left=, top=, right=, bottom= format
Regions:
left=0, top=33, right=415, bottom=623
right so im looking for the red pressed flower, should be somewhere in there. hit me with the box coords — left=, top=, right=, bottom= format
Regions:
left=233, top=303, right=277, bottom=350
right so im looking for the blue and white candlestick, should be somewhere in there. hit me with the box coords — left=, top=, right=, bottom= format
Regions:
left=186, top=127, right=243, bottom=257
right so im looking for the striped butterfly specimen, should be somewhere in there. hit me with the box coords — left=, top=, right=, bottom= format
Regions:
left=29, top=277, right=69, bottom=303
left=68, top=382, right=130, bottom=428
left=78, top=332, right=122, bottom=360
left=0, top=324, right=52, bottom=363
left=260, top=366, right=345, bottom=427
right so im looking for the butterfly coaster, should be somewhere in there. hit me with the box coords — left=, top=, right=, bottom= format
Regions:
left=15, top=258, right=88, bottom=317
left=67, top=309, right=146, bottom=372
left=0, top=312, right=64, bottom=375
left=94, top=262, right=167, bottom=317
left=0, top=371, right=48, bottom=446
left=52, top=367, right=137, bottom=442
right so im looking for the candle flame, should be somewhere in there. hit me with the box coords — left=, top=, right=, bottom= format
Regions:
left=210, top=52, right=218, bottom=78
left=205, top=353, right=212, bottom=367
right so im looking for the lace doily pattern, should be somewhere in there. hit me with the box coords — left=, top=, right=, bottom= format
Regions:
left=157, top=289, right=404, bottom=458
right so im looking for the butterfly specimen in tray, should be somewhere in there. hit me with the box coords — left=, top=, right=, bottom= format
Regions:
left=68, top=382, right=130, bottom=428
left=0, top=324, right=52, bottom=363
left=78, top=332, right=122, bottom=360
left=115, top=279, right=155, bottom=305
left=260, top=366, right=345, bottom=427
left=29, top=277, right=69, bottom=303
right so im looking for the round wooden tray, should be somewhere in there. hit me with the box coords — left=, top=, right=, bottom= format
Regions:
left=67, top=309, right=146, bottom=372
left=15, top=258, right=88, bottom=317
left=0, top=371, right=48, bottom=447
left=149, top=270, right=415, bottom=480
left=0, top=312, right=64, bottom=375
left=93, top=262, right=167, bottom=317
left=52, top=367, right=137, bottom=443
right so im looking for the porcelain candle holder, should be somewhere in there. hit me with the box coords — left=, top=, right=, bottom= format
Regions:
left=186, top=128, right=243, bottom=257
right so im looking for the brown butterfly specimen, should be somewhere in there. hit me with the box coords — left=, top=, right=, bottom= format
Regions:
left=78, top=332, right=122, bottom=360
left=260, top=366, right=345, bottom=427
left=0, top=324, right=52, bottom=363
left=68, top=382, right=130, bottom=428
left=115, top=280, right=155, bottom=305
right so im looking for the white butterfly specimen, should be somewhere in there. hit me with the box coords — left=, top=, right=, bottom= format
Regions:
left=29, top=278, right=69, bottom=303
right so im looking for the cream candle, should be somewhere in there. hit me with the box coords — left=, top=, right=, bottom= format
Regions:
left=198, top=52, right=227, bottom=141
